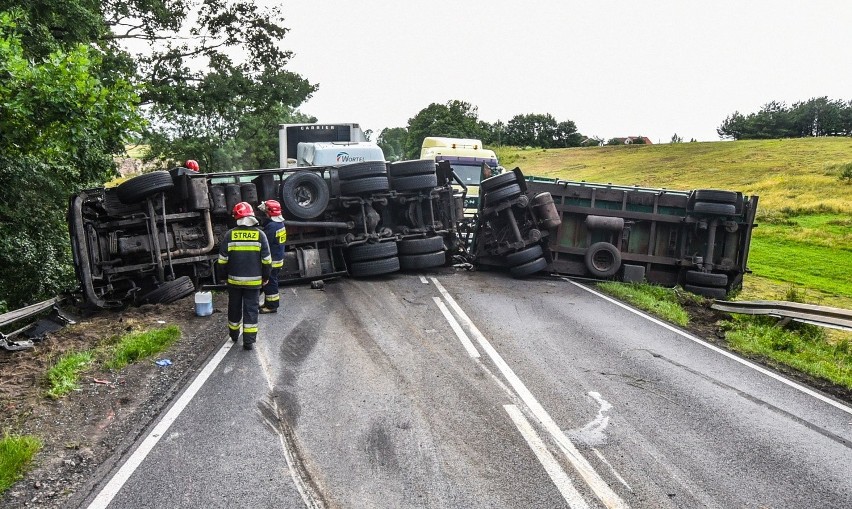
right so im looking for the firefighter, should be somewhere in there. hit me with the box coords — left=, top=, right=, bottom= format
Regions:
left=217, top=202, right=272, bottom=350
left=257, top=200, right=287, bottom=313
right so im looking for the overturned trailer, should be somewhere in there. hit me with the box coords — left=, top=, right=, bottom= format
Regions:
left=68, top=160, right=464, bottom=308
left=471, top=170, right=758, bottom=298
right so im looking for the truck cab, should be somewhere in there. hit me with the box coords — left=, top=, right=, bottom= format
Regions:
left=419, top=137, right=499, bottom=213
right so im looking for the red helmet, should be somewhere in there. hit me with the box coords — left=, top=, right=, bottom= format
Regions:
left=232, top=202, right=254, bottom=220
left=262, top=200, right=282, bottom=217
left=185, top=159, right=199, bottom=172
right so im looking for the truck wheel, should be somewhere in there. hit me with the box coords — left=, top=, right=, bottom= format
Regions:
left=391, top=174, right=438, bottom=192
left=398, top=236, right=445, bottom=255
left=399, top=250, right=446, bottom=270
left=684, top=270, right=728, bottom=287
left=693, top=189, right=737, bottom=204
left=281, top=171, right=330, bottom=219
left=693, top=202, right=736, bottom=216
left=510, top=256, right=548, bottom=278
left=116, top=171, right=175, bottom=204
left=347, top=241, right=398, bottom=262
left=340, top=176, right=390, bottom=195
left=505, top=244, right=543, bottom=267
left=139, top=276, right=196, bottom=305
left=349, top=256, right=400, bottom=277
left=484, top=183, right=522, bottom=206
left=480, top=172, right=517, bottom=193
left=683, top=284, right=728, bottom=300
left=103, top=188, right=143, bottom=217
left=388, top=160, right=436, bottom=178
left=337, top=161, right=388, bottom=181
left=584, top=242, right=622, bottom=278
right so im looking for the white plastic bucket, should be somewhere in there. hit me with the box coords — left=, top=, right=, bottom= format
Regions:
left=194, top=291, right=213, bottom=317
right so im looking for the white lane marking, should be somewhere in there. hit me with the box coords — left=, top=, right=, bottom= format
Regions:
left=567, top=279, right=852, bottom=416
left=571, top=392, right=612, bottom=447
left=504, top=405, right=590, bottom=509
left=87, top=340, right=234, bottom=509
left=430, top=278, right=628, bottom=509
left=593, top=448, right=633, bottom=492
left=433, top=297, right=480, bottom=358
left=419, top=275, right=429, bottom=284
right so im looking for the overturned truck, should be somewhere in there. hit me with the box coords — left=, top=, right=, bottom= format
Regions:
left=68, top=162, right=757, bottom=308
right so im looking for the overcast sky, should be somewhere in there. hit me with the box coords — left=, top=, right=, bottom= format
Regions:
left=275, top=0, right=852, bottom=143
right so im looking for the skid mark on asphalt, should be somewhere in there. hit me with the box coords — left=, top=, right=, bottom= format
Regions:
left=430, top=277, right=629, bottom=509
left=364, top=420, right=400, bottom=472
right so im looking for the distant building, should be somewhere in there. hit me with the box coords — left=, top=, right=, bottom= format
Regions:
left=613, top=136, right=653, bottom=145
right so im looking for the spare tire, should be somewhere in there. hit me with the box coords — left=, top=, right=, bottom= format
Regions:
left=139, top=276, right=195, bottom=305
left=693, top=202, right=736, bottom=216
left=683, top=284, right=728, bottom=300
left=584, top=242, right=622, bottom=278
left=693, top=189, right=737, bottom=204
left=281, top=171, right=330, bottom=219
left=684, top=270, right=728, bottom=287
left=116, top=171, right=174, bottom=204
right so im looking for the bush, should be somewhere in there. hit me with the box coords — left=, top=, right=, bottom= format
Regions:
left=839, top=162, right=852, bottom=183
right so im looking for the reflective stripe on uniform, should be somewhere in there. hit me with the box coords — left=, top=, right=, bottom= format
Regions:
left=272, top=259, right=283, bottom=268
left=243, top=324, right=258, bottom=333
left=261, top=254, right=272, bottom=265
left=228, top=321, right=242, bottom=331
left=265, top=294, right=280, bottom=302
left=227, top=276, right=262, bottom=286
left=228, top=241, right=261, bottom=252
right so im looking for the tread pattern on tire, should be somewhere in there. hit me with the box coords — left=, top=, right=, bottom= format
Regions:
left=140, top=276, right=195, bottom=304
left=347, top=241, right=398, bottom=262
left=510, top=256, right=548, bottom=278
left=480, top=172, right=517, bottom=193
left=388, top=160, right=436, bottom=178
left=683, top=284, right=727, bottom=299
left=337, top=161, right=388, bottom=181
left=684, top=270, right=728, bottom=287
left=692, top=201, right=736, bottom=216
left=399, top=251, right=445, bottom=270
left=693, top=189, right=737, bottom=204
left=349, top=256, right=400, bottom=277
left=117, top=171, right=175, bottom=204
left=505, top=244, right=543, bottom=267
left=398, top=236, right=445, bottom=255
left=340, top=176, right=389, bottom=195
left=391, top=174, right=438, bottom=192
left=484, top=183, right=522, bottom=206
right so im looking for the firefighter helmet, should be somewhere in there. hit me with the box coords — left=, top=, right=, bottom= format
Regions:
left=185, top=159, right=199, bottom=172
left=232, top=202, right=255, bottom=220
left=261, top=200, right=282, bottom=217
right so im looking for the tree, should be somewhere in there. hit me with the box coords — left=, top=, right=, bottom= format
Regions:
left=377, top=127, right=409, bottom=162
left=404, top=100, right=485, bottom=159
left=503, top=114, right=583, bottom=148
left=0, top=10, right=144, bottom=308
left=718, top=98, right=852, bottom=140
left=671, top=133, right=683, bottom=143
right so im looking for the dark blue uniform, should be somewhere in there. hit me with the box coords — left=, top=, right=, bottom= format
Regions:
left=217, top=226, right=271, bottom=346
left=262, top=220, right=286, bottom=311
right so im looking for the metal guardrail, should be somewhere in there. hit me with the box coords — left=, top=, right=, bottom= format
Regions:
left=0, top=297, right=60, bottom=328
left=1, top=297, right=67, bottom=352
left=711, top=300, right=852, bottom=331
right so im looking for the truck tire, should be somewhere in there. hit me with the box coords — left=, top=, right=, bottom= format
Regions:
left=398, top=236, right=445, bottom=255
left=340, top=176, right=390, bottom=195
left=139, top=276, right=195, bottom=305
left=388, top=160, right=436, bottom=178
left=693, top=202, right=736, bottom=216
left=683, top=284, right=728, bottom=300
left=116, top=171, right=174, bottom=204
left=391, top=174, right=438, bottom=192
left=399, top=251, right=446, bottom=270
left=281, top=171, right=330, bottom=219
left=103, top=188, right=142, bottom=217
left=480, top=172, right=517, bottom=193
left=510, top=256, right=548, bottom=278
left=337, top=161, right=388, bottom=181
left=584, top=242, right=622, bottom=278
left=347, top=241, right=398, bottom=262
left=484, top=183, right=522, bottom=206
left=684, top=270, right=728, bottom=287
left=505, top=244, right=543, bottom=267
left=349, top=256, right=400, bottom=277
left=693, top=189, right=737, bottom=204
left=240, top=183, right=258, bottom=205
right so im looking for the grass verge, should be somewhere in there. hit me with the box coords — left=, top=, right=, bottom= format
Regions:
left=597, top=282, right=690, bottom=326
left=0, top=434, right=41, bottom=494
left=44, top=325, right=181, bottom=398
left=722, top=316, right=852, bottom=390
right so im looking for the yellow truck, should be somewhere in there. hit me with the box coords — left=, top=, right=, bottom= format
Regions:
left=419, top=137, right=499, bottom=214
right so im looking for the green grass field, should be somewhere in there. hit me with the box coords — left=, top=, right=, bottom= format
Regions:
left=495, top=138, right=852, bottom=307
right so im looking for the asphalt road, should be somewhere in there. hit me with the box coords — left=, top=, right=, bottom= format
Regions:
left=82, top=270, right=852, bottom=508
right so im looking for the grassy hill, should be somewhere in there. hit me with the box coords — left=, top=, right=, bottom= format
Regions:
left=495, top=138, right=852, bottom=308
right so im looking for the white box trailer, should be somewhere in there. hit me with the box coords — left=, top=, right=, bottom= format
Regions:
left=278, top=123, right=370, bottom=167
